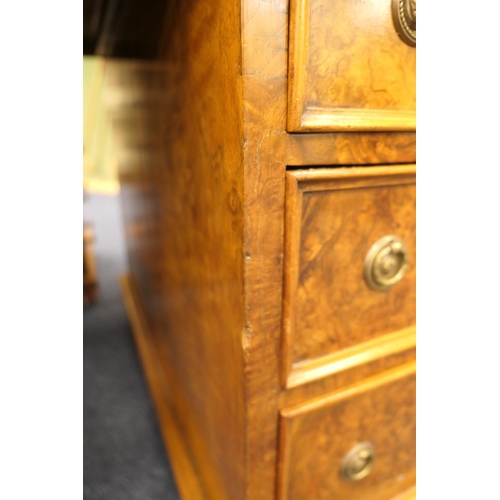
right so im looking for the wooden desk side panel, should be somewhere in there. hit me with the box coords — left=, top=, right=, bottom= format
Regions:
left=106, top=1, right=247, bottom=499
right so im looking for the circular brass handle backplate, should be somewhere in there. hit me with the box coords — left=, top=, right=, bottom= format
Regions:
left=364, top=235, right=409, bottom=291
left=340, top=442, right=375, bottom=482
left=392, top=0, right=416, bottom=47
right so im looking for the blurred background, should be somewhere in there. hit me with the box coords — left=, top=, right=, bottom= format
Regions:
left=83, top=53, right=180, bottom=499
left=83, top=2, right=180, bottom=497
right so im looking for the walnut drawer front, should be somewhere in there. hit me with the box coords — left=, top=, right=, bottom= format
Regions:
left=277, top=362, right=416, bottom=500
left=288, top=0, right=416, bottom=132
left=282, top=165, right=416, bottom=388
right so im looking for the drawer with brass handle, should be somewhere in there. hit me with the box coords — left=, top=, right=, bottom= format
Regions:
left=282, top=165, right=415, bottom=388
left=277, top=362, right=416, bottom=500
left=288, top=0, right=416, bottom=132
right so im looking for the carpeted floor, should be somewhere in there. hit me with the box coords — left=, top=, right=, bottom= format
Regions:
left=83, top=194, right=180, bottom=500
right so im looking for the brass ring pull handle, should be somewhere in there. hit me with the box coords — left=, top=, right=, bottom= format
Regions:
left=392, top=0, right=416, bottom=47
left=340, top=442, right=375, bottom=482
left=364, top=235, right=409, bottom=291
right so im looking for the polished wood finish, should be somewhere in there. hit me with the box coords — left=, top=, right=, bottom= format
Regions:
left=107, top=1, right=247, bottom=498
left=280, top=346, right=416, bottom=410
left=392, top=486, right=417, bottom=500
left=285, top=132, right=416, bottom=166
left=105, top=0, right=416, bottom=498
left=120, top=275, right=205, bottom=500
left=288, top=0, right=416, bottom=132
left=287, top=326, right=415, bottom=389
left=282, top=165, right=416, bottom=387
left=278, top=362, right=416, bottom=500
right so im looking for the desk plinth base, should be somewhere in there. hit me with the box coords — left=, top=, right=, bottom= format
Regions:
left=119, top=274, right=205, bottom=500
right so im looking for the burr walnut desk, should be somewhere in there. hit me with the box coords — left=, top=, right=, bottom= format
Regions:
left=108, top=0, right=416, bottom=498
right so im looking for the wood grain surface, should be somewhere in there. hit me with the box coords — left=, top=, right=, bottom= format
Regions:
left=106, top=0, right=247, bottom=498
left=120, top=275, right=206, bottom=500
left=288, top=0, right=416, bottom=131
left=286, top=132, right=416, bottom=166
left=278, top=362, right=416, bottom=500
left=105, top=0, right=417, bottom=498
left=280, top=346, right=416, bottom=410
left=282, top=165, right=416, bottom=387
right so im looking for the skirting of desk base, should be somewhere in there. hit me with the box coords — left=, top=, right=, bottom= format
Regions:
left=120, top=274, right=206, bottom=500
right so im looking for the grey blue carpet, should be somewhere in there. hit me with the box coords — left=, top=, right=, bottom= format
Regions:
left=83, top=194, right=180, bottom=500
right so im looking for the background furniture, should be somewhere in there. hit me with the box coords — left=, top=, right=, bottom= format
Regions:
left=83, top=222, right=98, bottom=305
left=101, top=0, right=416, bottom=498
left=83, top=190, right=99, bottom=305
